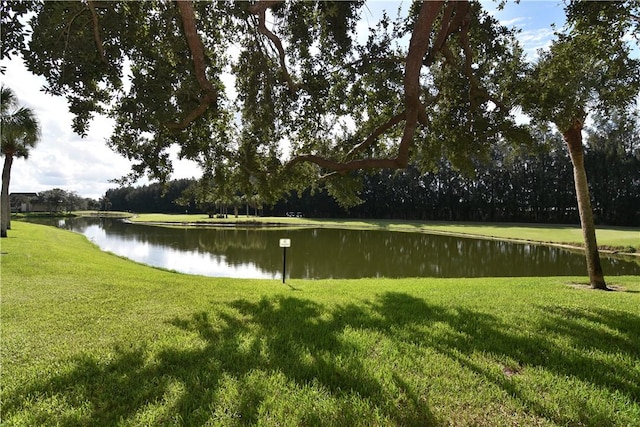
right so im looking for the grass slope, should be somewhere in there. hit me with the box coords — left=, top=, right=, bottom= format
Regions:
left=129, top=213, right=640, bottom=252
left=2, top=222, right=639, bottom=426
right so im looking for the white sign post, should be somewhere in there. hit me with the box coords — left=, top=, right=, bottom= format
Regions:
left=279, top=239, right=291, bottom=283
left=279, top=238, right=291, bottom=248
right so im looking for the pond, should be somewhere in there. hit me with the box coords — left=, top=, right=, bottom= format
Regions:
left=30, top=217, right=640, bottom=279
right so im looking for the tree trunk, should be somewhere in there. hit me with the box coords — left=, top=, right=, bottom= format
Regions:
left=562, top=121, right=607, bottom=290
left=1, top=154, right=13, bottom=238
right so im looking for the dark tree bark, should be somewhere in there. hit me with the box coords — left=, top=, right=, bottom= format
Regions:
left=562, top=120, right=607, bottom=290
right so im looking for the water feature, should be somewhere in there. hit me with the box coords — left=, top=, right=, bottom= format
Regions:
left=30, top=217, right=640, bottom=279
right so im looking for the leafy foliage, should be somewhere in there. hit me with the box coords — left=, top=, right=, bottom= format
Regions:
left=14, top=0, right=530, bottom=205
left=106, top=118, right=640, bottom=227
left=1, top=85, right=41, bottom=158
left=0, top=0, right=31, bottom=65
left=1, top=84, right=41, bottom=237
left=522, top=2, right=640, bottom=131
left=35, top=188, right=87, bottom=213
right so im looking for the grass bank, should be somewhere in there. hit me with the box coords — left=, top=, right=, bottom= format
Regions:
left=2, top=221, right=639, bottom=425
left=130, top=213, right=639, bottom=253
left=13, top=210, right=133, bottom=219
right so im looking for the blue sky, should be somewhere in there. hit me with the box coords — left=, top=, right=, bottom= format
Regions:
left=486, top=0, right=566, bottom=57
left=1, top=1, right=570, bottom=199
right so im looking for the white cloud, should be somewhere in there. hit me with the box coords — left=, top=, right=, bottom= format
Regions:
left=1, top=58, right=200, bottom=200
left=500, top=16, right=527, bottom=27
left=519, top=28, right=556, bottom=59
left=484, top=0, right=564, bottom=60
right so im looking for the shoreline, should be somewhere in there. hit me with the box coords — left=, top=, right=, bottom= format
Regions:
left=125, top=217, right=640, bottom=259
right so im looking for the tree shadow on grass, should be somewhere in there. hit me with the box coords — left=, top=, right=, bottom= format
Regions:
left=170, top=297, right=439, bottom=425
left=3, top=344, right=171, bottom=426
left=369, top=292, right=640, bottom=425
left=4, top=292, right=639, bottom=425
left=4, top=295, right=439, bottom=426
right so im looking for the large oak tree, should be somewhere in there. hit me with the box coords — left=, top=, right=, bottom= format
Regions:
left=12, top=1, right=526, bottom=197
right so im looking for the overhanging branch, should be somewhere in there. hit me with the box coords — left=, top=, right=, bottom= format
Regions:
left=87, top=0, right=106, bottom=63
left=167, top=0, right=219, bottom=131
left=248, top=0, right=302, bottom=93
left=397, top=0, right=445, bottom=167
left=288, top=154, right=409, bottom=175
left=344, top=111, right=406, bottom=160
left=286, top=1, right=454, bottom=176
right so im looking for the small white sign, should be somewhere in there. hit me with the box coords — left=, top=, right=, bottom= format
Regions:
left=279, top=238, right=291, bottom=248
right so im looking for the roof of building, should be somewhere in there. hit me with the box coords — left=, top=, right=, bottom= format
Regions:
left=9, top=192, right=38, bottom=198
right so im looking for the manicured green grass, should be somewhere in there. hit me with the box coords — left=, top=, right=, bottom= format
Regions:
left=130, top=212, right=308, bottom=225
left=2, top=222, right=639, bottom=426
left=130, top=213, right=639, bottom=252
left=74, top=210, right=134, bottom=218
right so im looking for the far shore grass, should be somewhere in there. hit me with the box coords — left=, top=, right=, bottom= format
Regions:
left=126, top=212, right=640, bottom=253
left=2, top=221, right=640, bottom=426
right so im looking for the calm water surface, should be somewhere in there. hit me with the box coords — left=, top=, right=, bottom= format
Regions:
left=34, top=218, right=640, bottom=279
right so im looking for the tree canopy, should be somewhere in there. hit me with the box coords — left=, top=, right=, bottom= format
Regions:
left=5, top=0, right=530, bottom=204
left=106, top=129, right=640, bottom=227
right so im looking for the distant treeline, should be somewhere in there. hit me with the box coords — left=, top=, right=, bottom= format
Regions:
left=271, top=140, right=639, bottom=226
left=104, top=140, right=639, bottom=226
left=104, top=179, right=197, bottom=214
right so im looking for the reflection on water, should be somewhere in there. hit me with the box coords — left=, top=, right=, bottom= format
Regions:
left=31, top=217, right=640, bottom=279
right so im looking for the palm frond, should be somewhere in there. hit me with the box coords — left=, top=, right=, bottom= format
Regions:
left=0, top=85, right=41, bottom=158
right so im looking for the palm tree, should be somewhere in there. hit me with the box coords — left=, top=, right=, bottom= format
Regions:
left=1, top=85, right=41, bottom=237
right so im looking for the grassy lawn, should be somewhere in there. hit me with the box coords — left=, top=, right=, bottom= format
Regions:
left=129, top=213, right=640, bottom=252
left=2, top=221, right=639, bottom=426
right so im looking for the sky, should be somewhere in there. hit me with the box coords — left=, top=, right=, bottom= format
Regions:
left=1, top=1, right=567, bottom=200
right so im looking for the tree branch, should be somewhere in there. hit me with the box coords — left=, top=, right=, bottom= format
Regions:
left=86, top=0, right=106, bottom=63
left=164, top=97, right=213, bottom=130
left=440, top=44, right=509, bottom=112
left=426, top=1, right=455, bottom=65
left=418, top=98, right=435, bottom=126
left=344, top=110, right=406, bottom=160
left=248, top=0, right=302, bottom=93
left=456, top=4, right=475, bottom=93
left=423, top=2, right=468, bottom=67
left=57, top=6, right=86, bottom=85
left=398, top=0, right=445, bottom=167
left=288, top=154, right=411, bottom=175
left=167, top=0, right=218, bottom=130
left=286, top=1, right=450, bottom=175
